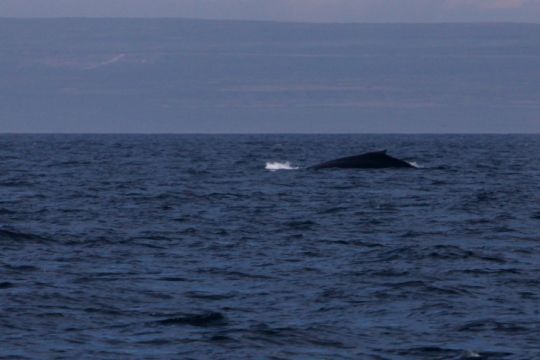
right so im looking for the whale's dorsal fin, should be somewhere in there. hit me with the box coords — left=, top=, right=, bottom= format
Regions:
left=372, top=149, right=387, bottom=155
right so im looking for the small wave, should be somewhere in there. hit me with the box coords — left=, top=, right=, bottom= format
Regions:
left=153, top=312, right=226, bottom=327
left=408, top=161, right=422, bottom=168
left=265, top=161, right=299, bottom=171
left=0, top=228, right=50, bottom=243
left=184, top=291, right=236, bottom=300
left=0, top=208, right=16, bottom=215
left=285, top=220, right=317, bottom=229
left=0, top=282, right=14, bottom=289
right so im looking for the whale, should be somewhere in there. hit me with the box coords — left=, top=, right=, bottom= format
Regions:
left=308, top=150, right=414, bottom=170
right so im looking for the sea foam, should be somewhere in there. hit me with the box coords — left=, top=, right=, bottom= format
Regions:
left=265, top=161, right=299, bottom=171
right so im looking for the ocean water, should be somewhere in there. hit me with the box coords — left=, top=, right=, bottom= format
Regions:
left=1, top=134, right=539, bottom=359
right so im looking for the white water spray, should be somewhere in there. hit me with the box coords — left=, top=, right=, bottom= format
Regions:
left=265, top=161, right=299, bottom=171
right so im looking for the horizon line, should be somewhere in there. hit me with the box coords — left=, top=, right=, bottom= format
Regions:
left=1, top=16, right=539, bottom=26
left=1, top=132, right=539, bottom=136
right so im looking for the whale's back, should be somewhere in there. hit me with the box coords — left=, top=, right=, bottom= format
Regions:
left=309, top=150, right=413, bottom=169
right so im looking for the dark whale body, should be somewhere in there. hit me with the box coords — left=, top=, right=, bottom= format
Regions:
left=309, top=150, right=414, bottom=170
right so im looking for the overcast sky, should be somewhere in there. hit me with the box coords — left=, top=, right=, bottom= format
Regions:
left=1, top=0, right=540, bottom=22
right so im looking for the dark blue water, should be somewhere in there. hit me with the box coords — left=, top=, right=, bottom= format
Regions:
left=1, top=134, right=539, bottom=359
